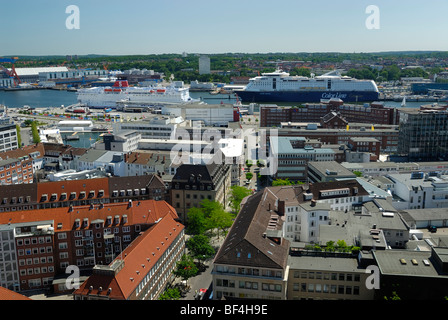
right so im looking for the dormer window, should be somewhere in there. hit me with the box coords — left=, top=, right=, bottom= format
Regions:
left=41, top=194, right=48, bottom=202
left=70, top=192, right=76, bottom=200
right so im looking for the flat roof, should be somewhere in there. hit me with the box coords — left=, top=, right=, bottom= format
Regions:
left=270, top=137, right=334, bottom=155
left=287, top=255, right=362, bottom=273
left=308, top=161, right=356, bottom=177
left=373, top=250, right=441, bottom=277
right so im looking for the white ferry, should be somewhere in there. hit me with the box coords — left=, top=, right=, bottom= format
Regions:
left=76, top=80, right=198, bottom=108
left=234, top=70, right=379, bottom=103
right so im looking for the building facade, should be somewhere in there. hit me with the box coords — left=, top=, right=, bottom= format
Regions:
left=398, top=107, right=448, bottom=161
left=0, top=199, right=179, bottom=293
left=0, top=124, right=19, bottom=153
left=170, top=163, right=232, bottom=222
left=73, top=214, right=185, bottom=300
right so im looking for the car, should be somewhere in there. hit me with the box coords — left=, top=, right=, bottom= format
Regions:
left=428, top=225, right=437, bottom=233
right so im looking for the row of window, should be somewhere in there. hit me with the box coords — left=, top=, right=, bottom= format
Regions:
left=291, top=282, right=360, bottom=295
left=293, top=271, right=361, bottom=281
left=216, top=278, right=283, bottom=292
left=214, top=265, right=283, bottom=279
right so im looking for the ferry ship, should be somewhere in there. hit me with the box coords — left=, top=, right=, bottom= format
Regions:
left=234, top=70, right=379, bottom=103
left=76, top=80, right=198, bottom=108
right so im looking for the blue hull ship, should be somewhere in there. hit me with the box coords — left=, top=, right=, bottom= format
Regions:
left=234, top=70, right=380, bottom=103
left=235, top=90, right=379, bottom=103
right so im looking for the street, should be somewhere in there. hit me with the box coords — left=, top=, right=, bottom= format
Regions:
left=179, top=234, right=225, bottom=300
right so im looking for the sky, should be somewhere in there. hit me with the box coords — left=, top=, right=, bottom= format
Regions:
left=1, top=0, right=448, bottom=56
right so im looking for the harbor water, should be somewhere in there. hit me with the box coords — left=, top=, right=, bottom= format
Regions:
left=0, top=88, right=430, bottom=110
left=0, top=88, right=433, bottom=148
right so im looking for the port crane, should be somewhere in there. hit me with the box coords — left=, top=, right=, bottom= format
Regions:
left=0, top=57, right=20, bottom=86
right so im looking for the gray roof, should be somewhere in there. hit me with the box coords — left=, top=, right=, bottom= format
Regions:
left=214, top=189, right=290, bottom=269
left=78, top=150, right=108, bottom=162
left=308, top=161, right=356, bottom=177
left=287, top=255, right=362, bottom=273
left=270, top=137, right=334, bottom=155
left=373, top=250, right=441, bottom=277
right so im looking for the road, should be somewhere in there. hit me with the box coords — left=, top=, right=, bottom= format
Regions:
left=179, top=235, right=225, bottom=300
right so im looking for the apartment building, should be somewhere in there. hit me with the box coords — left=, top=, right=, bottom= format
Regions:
left=0, top=174, right=166, bottom=212
left=73, top=214, right=185, bottom=300
left=0, top=143, right=45, bottom=185
left=0, top=199, right=180, bottom=293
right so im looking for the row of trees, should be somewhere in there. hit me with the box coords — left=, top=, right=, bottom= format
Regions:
left=161, top=186, right=252, bottom=299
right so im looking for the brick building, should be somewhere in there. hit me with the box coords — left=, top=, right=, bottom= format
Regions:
left=0, top=143, right=45, bottom=185
left=259, top=100, right=399, bottom=128
left=0, top=199, right=180, bottom=293
left=73, top=214, right=185, bottom=300
left=0, top=174, right=166, bottom=213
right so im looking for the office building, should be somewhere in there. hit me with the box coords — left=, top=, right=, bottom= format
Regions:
left=398, top=106, right=448, bottom=161
left=199, top=55, right=211, bottom=75
left=0, top=124, right=19, bottom=153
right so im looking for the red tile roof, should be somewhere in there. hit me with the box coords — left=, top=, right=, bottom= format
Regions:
left=0, top=286, right=31, bottom=300
left=0, top=199, right=178, bottom=232
left=74, top=214, right=184, bottom=300
left=37, top=178, right=111, bottom=203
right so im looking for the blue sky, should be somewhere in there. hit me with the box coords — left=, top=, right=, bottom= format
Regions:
left=1, top=0, right=448, bottom=56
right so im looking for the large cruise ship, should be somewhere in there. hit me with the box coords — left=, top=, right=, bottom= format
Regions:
left=234, top=70, right=379, bottom=103
left=77, top=80, right=198, bottom=108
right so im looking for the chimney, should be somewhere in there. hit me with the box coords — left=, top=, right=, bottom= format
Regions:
left=311, top=199, right=317, bottom=207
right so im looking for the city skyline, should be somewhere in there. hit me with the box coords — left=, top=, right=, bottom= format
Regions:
left=1, top=0, right=448, bottom=56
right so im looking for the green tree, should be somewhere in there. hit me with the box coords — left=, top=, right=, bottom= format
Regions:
left=206, top=206, right=234, bottom=239
left=30, top=121, right=41, bottom=144
left=186, top=207, right=207, bottom=235
left=173, top=254, right=198, bottom=286
left=245, top=172, right=253, bottom=180
left=353, top=171, right=363, bottom=177
left=16, top=124, right=22, bottom=147
left=159, top=288, right=181, bottom=300
left=186, top=234, right=215, bottom=265
left=229, top=185, right=252, bottom=214
left=336, top=240, right=349, bottom=252
left=272, top=178, right=294, bottom=186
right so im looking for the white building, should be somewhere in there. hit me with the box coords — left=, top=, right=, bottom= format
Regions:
left=387, top=172, right=448, bottom=210
left=0, top=124, right=19, bottom=153
left=116, top=116, right=182, bottom=140
left=161, top=103, right=236, bottom=126
left=77, top=150, right=126, bottom=176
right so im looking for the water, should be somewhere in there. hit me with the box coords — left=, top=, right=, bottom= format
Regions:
left=0, top=88, right=430, bottom=110
left=0, top=88, right=432, bottom=149
left=0, top=89, right=78, bottom=109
